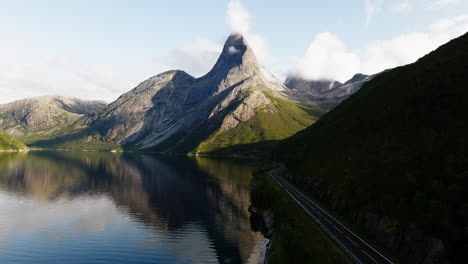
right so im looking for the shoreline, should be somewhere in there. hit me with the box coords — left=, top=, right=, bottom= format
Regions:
left=0, top=149, right=29, bottom=153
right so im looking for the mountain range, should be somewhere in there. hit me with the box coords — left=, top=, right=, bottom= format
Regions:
left=0, top=96, right=106, bottom=146
left=0, top=34, right=370, bottom=153
left=1, top=34, right=362, bottom=153
left=0, top=28, right=467, bottom=264
left=88, top=34, right=320, bottom=154
left=284, top=73, right=373, bottom=110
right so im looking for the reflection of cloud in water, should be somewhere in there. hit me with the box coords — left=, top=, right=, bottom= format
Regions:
left=138, top=222, right=219, bottom=263
left=0, top=190, right=222, bottom=263
left=0, top=192, right=121, bottom=241
left=0, top=152, right=265, bottom=264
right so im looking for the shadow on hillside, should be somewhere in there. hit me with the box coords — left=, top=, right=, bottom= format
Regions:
left=29, top=126, right=119, bottom=150
left=198, top=140, right=279, bottom=160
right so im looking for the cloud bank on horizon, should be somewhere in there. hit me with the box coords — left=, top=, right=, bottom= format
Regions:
left=0, top=0, right=467, bottom=104
left=295, top=13, right=468, bottom=81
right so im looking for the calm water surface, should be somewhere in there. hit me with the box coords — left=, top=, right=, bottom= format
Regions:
left=0, top=151, right=266, bottom=264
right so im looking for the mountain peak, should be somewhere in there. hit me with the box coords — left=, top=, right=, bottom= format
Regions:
left=343, top=73, right=369, bottom=85
left=224, top=33, right=248, bottom=51
left=208, top=33, right=259, bottom=74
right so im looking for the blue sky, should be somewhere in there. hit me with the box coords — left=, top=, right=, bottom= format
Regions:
left=1, top=0, right=467, bottom=103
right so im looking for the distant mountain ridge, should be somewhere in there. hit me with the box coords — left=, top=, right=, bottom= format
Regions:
left=284, top=73, right=373, bottom=109
left=0, top=96, right=107, bottom=145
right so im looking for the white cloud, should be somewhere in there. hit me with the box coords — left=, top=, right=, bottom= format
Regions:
left=431, top=0, right=461, bottom=8
left=227, top=0, right=251, bottom=35
left=391, top=1, right=411, bottom=13
left=0, top=38, right=222, bottom=104
left=228, top=46, right=240, bottom=54
left=296, top=33, right=360, bottom=81
left=226, top=0, right=275, bottom=65
left=0, top=0, right=277, bottom=105
left=295, top=14, right=468, bottom=82
left=154, top=39, right=222, bottom=77
left=429, top=14, right=468, bottom=31
left=0, top=52, right=137, bottom=104
left=365, top=0, right=384, bottom=26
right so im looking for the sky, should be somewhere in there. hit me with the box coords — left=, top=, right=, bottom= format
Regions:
left=1, top=0, right=467, bottom=104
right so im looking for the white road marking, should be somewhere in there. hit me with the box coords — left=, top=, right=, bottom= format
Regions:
left=272, top=172, right=394, bottom=264
left=346, top=236, right=358, bottom=247
left=334, top=225, right=343, bottom=233
left=362, top=250, right=379, bottom=264
left=271, top=174, right=364, bottom=264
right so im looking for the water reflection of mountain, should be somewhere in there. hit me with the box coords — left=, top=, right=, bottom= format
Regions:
left=0, top=151, right=262, bottom=264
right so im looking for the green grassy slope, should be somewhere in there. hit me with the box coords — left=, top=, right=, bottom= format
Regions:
left=0, top=129, right=27, bottom=150
left=21, top=117, right=122, bottom=151
left=275, top=32, right=468, bottom=263
left=196, top=93, right=323, bottom=155
left=27, top=92, right=320, bottom=154
left=29, top=126, right=122, bottom=150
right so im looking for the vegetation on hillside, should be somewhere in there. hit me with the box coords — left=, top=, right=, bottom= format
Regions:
left=250, top=168, right=352, bottom=264
left=275, top=32, right=468, bottom=262
left=196, top=92, right=323, bottom=155
left=10, top=115, right=121, bottom=151
left=29, top=126, right=122, bottom=151
left=0, top=129, right=27, bottom=150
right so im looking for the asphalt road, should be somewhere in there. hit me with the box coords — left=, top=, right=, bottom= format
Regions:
left=270, top=169, right=395, bottom=264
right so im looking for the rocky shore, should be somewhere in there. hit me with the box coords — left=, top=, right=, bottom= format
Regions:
left=249, top=205, right=273, bottom=264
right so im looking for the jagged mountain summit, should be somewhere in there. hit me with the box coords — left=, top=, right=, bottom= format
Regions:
left=284, top=73, right=373, bottom=109
left=0, top=96, right=107, bottom=145
left=45, top=34, right=320, bottom=153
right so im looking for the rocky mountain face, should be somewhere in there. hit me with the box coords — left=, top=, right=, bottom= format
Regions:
left=85, top=34, right=319, bottom=153
left=284, top=73, right=373, bottom=109
left=284, top=77, right=342, bottom=96
left=0, top=96, right=107, bottom=142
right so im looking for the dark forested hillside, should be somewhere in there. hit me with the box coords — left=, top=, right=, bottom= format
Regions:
left=275, top=32, right=468, bottom=263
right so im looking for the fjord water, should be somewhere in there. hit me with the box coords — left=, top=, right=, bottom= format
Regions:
left=0, top=151, right=266, bottom=264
